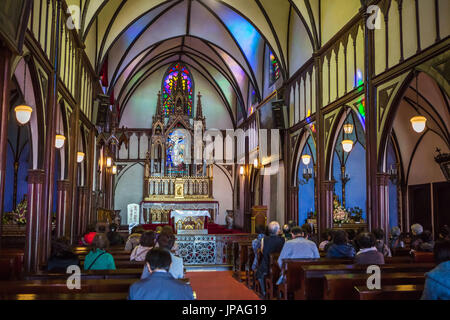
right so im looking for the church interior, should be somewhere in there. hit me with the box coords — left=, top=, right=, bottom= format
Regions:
left=0, top=0, right=449, bottom=301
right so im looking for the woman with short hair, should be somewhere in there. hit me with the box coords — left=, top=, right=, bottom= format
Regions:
left=84, top=233, right=116, bottom=270
left=130, top=231, right=156, bottom=262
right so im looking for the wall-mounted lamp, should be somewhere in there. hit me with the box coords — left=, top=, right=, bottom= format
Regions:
left=77, top=152, right=85, bottom=163
left=239, top=166, right=245, bottom=175
left=253, top=158, right=259, bottom=168
left=106, top=157, right=112, bottom=168
left=55, top=135, right=66, bottom=149
left=112, top=165, right=117, bottom=175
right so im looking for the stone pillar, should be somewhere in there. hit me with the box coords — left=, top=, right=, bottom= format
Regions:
left=77, top=186, right=88, bottom=237
left=319, top=180, right=336, bottom=232
left=55, top=180, right=70, bottom=239
left=0, top=46, right=11, bottom=239
left=24, top=170, right=46, bottom=272
left=376, top=173, right=390, bottom=238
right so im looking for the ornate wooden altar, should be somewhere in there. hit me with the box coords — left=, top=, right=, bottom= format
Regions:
left=139, top=71, right=219, bottom=227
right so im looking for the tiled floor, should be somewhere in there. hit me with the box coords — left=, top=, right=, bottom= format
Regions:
left=185, top=271, right=260, bottom=300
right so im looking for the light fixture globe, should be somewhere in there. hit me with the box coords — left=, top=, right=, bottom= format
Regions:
left=55, top=135, right=66, bottom=149
left=342, top=140, right=354, bottom=153
left=253, top=158, right=259, bottom=168
left=301, top=154, right=311, bottom=166
left=410, top=116, right=427, bottom=133
left=343, top=123, right=354, bottom=134
left=112, top=165, right=117, bottom=175
left=239, top=166, right=244, bottom=175
left=106, top=157, right=112, bottom=168
left=77, top=152, right=85, bottom=163
left=14, top=105, right=33, bottom=125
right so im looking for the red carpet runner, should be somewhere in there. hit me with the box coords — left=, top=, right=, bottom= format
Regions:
left=185, top=271, right=260, bottom=300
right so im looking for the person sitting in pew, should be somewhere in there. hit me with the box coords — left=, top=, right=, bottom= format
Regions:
left=256, top=221, right=285, bottom=297
left=438, top=225, right=450, bottom=241
left=84, top=234, right=116, bottom=271
left=421, top=240, right=450, bottom=300
left=410, top=223, right=424, bottom=250
left=125, top=225, right=144, bottom=251
left=130, top=231, right=156, bottom=262
left=276, top=226, right=319, bottom=285
left=129, top=248, right=194, bottom=300
left=319, top=229, right=333, bottom=252
left=251, top=225, right=266, bottom=271
left=81, top=224, right=97, bottom=246
left=326, top=230, right=356, bottom=259
left=354, top=232, right=385, bottom=265
left=141, top=231, right=184, bottom=280
left=47, top=237, right=79, bottom=272
left=416, top=230, right=435, bottom=253
left=302, top=223, right=318, bottom=245
left=389, top=226, right=405, bottom=253
left=107, top=223, right=125, bottom=246
left=373, top=228, right=392, bottom=257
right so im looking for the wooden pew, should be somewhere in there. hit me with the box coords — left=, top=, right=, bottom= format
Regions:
left=323, top=272, right=426, bottom=300
left=412, top=251, right=434, bottom=263
left=297, top=263, right=434, bottom=300
left=0, top=250, right=24, bottom=279
left=277, top=256, right=417, bottom=300
left=356, top=284, right=424, bottom=300
left=0, top=257, right=16, bottom=280
left=278, top=259, right=353, bottom=300
left=245, top=245, right=256, bottom=289
left=24, top=268, right=144, bottom=280
left=233, top=241, right=252, bottom=282
left=0, top=292, right=129, bottom=300
left=0, top=278, right=190, bottom=295
left=264, top=253, right=280, bottom=300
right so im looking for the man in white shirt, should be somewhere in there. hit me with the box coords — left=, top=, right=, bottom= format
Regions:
left=277, top=226, right=320, bottom=284
left=141, top=232, right=184, bottom=279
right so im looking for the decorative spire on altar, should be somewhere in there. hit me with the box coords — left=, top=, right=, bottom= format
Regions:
left=153, top=91, right=164, bottom=123
left=195, top=92, right=205, bottom=127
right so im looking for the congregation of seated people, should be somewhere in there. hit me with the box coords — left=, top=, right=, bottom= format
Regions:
left=250, top=220, right=450, bottom=300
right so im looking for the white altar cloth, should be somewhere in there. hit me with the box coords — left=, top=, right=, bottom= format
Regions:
left=170, top=210, right=211, bottom=219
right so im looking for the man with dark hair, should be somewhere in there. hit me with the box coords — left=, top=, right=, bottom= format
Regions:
left=141, top=232, right=184, bottom=280
left=129, top=248, right=194, bottom=300
left=326, top=230, right=356, bottom=258
left=354, top=232, right=385, bottom=265
left=276, top=226, right=320, bottom=284
left=421, top=240, right=450, bottom=300
left=107, top=223, right=125, bottom=246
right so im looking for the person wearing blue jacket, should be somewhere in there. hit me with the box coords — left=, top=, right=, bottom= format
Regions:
left=421, top=240, right=450, bottom=300
left=129, top=247, right=194, bottom=300
left=326, top=230, right=356, bottom=259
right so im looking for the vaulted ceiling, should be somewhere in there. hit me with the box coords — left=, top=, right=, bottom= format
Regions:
left=69, top=0, right=324, bottom=125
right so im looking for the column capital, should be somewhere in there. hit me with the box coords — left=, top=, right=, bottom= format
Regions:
left=57, top=179, right=71, bottom=191
left=322, top=180, right=336, bottom=191
left=376, top=173, right=390, bottom=186
left=28, top=169, right=46, bottom=184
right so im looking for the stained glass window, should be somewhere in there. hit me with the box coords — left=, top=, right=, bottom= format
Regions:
left=162, top=63, right=194, bottom=117
left=269, top=51, right=280, bottom=86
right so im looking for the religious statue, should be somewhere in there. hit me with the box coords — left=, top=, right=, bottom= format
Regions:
left=225, top=210, right=234, bottom=229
